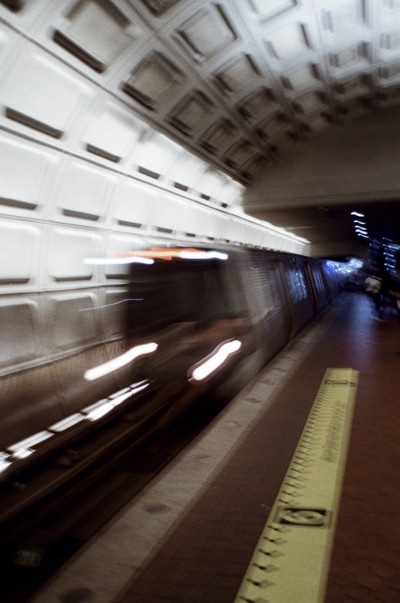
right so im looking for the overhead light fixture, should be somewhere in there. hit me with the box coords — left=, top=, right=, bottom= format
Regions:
left=351, top=211, right=365, bottom=217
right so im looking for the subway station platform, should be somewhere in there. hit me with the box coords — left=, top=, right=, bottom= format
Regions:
left=31, top=290, right=400, bottom=603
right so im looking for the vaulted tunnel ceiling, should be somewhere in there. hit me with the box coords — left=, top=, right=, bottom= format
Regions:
left=2, top=0, right=400, bottom=255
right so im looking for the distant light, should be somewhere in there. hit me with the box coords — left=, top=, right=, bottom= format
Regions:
left=351, top=211, right=365, bottom=217
left=189, top=340, right=242, bottom=382
left=347, top=258, right=363, bottom=269
left=84, top=343, right=158, bottom=381
left=357, top=233, right=369, bottom=239
left=353, top=220, right=366, bottom=225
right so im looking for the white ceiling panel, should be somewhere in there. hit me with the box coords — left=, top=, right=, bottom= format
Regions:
left=173, top=6, right=237, bottom=62
left=265, top=23, right=311, bottom=61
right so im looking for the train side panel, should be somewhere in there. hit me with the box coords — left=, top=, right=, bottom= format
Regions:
left=0, top=242, right=345, bottom=471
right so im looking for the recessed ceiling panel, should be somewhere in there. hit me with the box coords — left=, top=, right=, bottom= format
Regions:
left=321, top=1, right=365, bottom=34
left=380, top=30, right=400, bottom=51
left=375, top=84, right=400, bottom=108
left=241, top=154, right=268, bottom=180
left=256, top=115, right=287, bottom=141
left=293, top=90, right=325, bottom=115
left=169, top=92, right=214, bottom=135
left=328, top=44, right=368, bottom=69
left=123, top=53, right=183, bottom=110
left=3, top=49, right=92, bottom=139
left=281, top=63, right=320, bottom=93
left=200, top=119, right=238, bottom=155
left=301, top=112, right=330, bottom=133
left=238, top=88, right=276, bottom=122
left=247, top=0, right=297, bottom=21
left=139, top=0, right=182, bottom=17
left=335, top=98, right=369, bottom=121
left=214, top=54, right=260, bottom=95
left=54, top=0, right=132, bottom=72
left=378, top=63, right=400, bottom=81
left=265, top=23, right=311, bottom=61
left=135, top=132, right=180, bottom=178
left=174, top=7, right=236, bottom=62
left=379, top=0, right=400, bottom=28
left=223, top=140, right=259, bottom=169
left=334, top=76, right=369, bottom=99
left=83, top=102, right=141, bottom=163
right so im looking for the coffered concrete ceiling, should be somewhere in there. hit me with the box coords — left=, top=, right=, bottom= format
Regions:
left=2, top=0, right=400, bottom=255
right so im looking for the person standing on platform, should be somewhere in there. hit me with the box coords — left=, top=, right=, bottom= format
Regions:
left=364, top=272, right=384, bottom=320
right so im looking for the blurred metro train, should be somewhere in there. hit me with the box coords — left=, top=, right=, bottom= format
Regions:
left=0, top=243, right=346, bottom=479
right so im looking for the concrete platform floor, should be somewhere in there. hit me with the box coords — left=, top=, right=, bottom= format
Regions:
left=31, top=291, right=400, bottom=603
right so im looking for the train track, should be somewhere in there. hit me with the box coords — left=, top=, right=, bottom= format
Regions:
left=0, top=390, right=223, bottom=603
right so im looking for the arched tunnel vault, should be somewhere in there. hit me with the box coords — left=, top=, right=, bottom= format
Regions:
left=1, top=0, right=400, bottom=259
left=243, top=105, right=400, bottom=256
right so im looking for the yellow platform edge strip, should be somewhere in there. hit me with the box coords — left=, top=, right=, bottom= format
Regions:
left=234, top=367, right=359, bottom=603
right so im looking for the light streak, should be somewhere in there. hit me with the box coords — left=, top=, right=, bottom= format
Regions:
left=83, top=400, right=115, bottom=421
left=84, top=343, right=158, bottom=381
left=179, top=250, right=228, bottom=260
left=111, top=248, right=229, bottom=261
left=7, top=431, right=54, bottom=459
left=0, top=452, right=12, bottom=474
left=49, top=413, right=86, bottom=433
left=1, top=381, right=151, bottom=474
left=78, top=298, right=143, bottom=312
left=189, top=339, right=242, bottom=382
left=110, top=381, right=149, bottom=405
left=83, top=380, right=150, bottom=420
left=84, top=257, right=154, bottom=265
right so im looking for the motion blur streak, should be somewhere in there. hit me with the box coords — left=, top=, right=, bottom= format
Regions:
left=84, top=400, right=115, bottom=422
left=0, top=454, right=12, bottom=474
left=179, top=251, right=228, bottom=260
left=7, top=431, right=54, bottom=459
left=113, top=248, right=228, bottom=261
left=49, top=413, right=86, bottom=433
left=84, top=343, right=158, bottom=381
left=79, top=299, right=144, bottom=312
left=84, top=257, right=154, bottom=265
left=108, top=381, right=149, bottom=406
left=189, top=340, right=242, bottom=382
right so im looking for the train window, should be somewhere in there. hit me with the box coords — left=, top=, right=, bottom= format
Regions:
left=311, top=266, right=325, bottom=292
left=286, top=268, right=307, bottom=302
